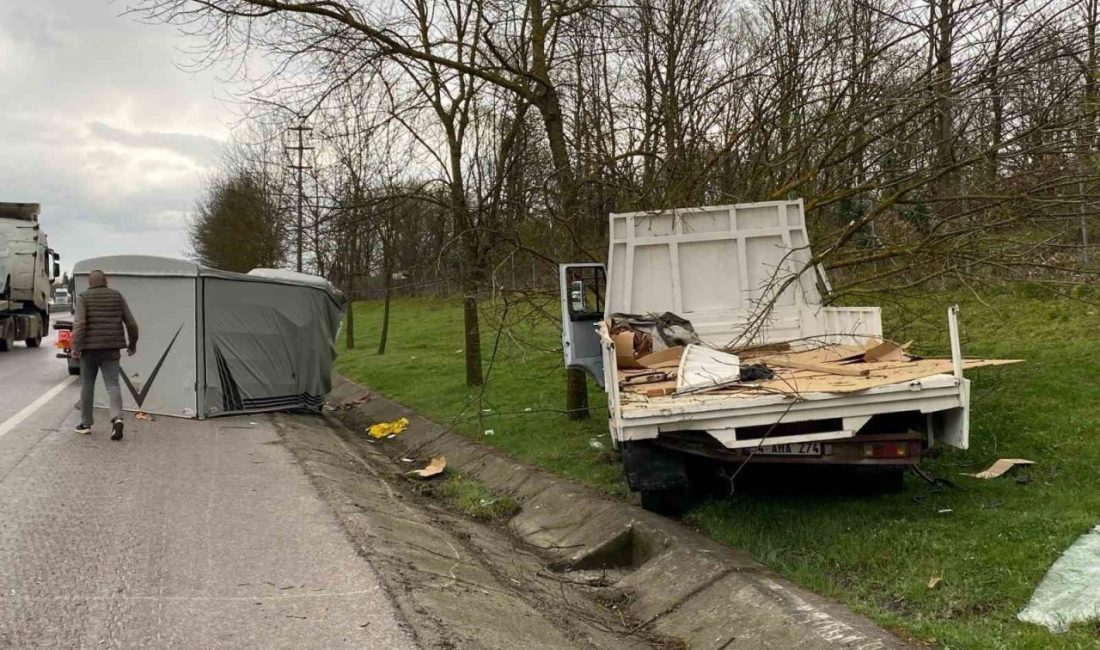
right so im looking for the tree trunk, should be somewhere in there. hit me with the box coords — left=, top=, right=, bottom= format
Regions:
left=528, top=1, right=590, bottom=418
left=565, top=367, right=590, bottom=420
left=463, top=282, right=484, bottom=386
left=378, top=243, right=392, bottom=355
left=345, top=225, right=356, bottom=350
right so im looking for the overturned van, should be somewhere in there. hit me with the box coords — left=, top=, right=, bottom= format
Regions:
left=73, top=256, right=345, bottom=419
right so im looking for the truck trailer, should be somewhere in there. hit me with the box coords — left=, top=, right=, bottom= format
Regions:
left=560, top=200, right=1008, bottom=513
left=0, top=202, right=61, bottom=352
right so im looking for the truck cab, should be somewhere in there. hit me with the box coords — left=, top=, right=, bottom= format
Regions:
left=0, top=202, right=61, bottom=351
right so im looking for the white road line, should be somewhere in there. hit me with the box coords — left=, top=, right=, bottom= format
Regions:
left=0, top=375, right=78, bottom=439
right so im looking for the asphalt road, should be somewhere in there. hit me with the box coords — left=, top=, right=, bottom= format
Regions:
left=0, top=319, right=417, bottom=649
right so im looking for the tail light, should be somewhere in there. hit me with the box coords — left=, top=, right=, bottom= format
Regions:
left=862, top=442, right=911, bottom=459
left=56, top=330, right=72, bottom=349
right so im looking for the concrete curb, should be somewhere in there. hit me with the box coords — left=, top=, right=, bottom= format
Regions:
left=328, top=375, right=908, bottom=649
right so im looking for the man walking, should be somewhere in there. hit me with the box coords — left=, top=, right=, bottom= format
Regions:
left=72, top=270, right=139, bottom=440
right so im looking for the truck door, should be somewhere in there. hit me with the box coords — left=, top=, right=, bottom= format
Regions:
left=559, top=264, right=606, bottom=387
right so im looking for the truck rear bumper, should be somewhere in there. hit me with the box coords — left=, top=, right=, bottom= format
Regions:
left=655, top=433, right=922, bottom=466
left=615, top=374, right=969, bottom=451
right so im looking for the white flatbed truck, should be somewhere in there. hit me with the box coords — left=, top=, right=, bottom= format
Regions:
left=560, top=200, right=972, bottom=512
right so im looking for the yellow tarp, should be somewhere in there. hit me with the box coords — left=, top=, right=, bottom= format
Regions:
left=368, top=417, right=409, bottom=439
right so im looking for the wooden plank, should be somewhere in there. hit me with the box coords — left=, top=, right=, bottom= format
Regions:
left=766, top=357, right=870, bottom=377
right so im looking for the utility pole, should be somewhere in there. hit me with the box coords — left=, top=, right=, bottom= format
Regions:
left=286, top=121, right=313, bottom=272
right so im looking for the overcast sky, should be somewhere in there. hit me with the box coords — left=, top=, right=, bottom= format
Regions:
left=0, top=1, right=235, bottom=272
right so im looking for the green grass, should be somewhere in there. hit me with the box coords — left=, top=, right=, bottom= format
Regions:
left=336, top=296, right=626, bottom=496
left=336, top=288, right=1100, bottom=649
left=433, top=475, right=521, bottom=521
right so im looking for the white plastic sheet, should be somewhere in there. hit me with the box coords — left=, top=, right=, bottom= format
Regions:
left=1018, top=524, right=1100, bottom=633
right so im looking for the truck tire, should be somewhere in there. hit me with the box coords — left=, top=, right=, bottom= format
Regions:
left=0, top=326, right=12, bottom=352
left=849, top=467, right=906, bottom=494
left=639, top=487, right=690, bottom=516
left=872, top=468, right=906, bottom=493
left=25, top=336, right=41, bottom=348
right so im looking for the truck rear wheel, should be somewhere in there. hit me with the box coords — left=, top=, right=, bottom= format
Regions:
left=0, top=326, right=12, bottom=352
left=25, top=336, right=41, bottom=348
left=639, top=488, right=690, bottom=516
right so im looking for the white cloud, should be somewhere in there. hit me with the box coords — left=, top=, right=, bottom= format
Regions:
left=0, top=0, right=237, bottom=271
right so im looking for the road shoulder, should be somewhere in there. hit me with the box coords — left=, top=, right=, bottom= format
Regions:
left=318, top=375, right=910, bottom=649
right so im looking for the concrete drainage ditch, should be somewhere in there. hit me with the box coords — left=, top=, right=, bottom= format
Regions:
left=314, top=375, right=908, bottom=649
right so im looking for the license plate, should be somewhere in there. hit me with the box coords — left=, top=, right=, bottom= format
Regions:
left=757, top=441, right=822, bottom=456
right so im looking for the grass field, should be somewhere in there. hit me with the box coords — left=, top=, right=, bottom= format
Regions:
left=335, top=287, right=1100, bottom=648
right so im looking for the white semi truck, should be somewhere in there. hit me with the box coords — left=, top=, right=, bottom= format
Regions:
left=0, top=202, right=61, bottom=352
left=560, top=200, right=991, bottom=513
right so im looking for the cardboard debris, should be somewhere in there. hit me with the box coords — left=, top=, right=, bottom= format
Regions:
left=863, top=339, right=913, bottom=363
left=135, top=412, right=154, bottom=422
left=613, top=331, right=644, bottom=369
left=406, top=456, right=446, bottom=479
left=368, top=417, right=409, bottom=439
left=967, top=458, right=1034, bottom=479
left=765, top=356, right=870, bottom=377
left=636, top=347, right=684, bottom=369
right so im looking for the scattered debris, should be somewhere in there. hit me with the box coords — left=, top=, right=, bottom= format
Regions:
left=327, top=395, right=371, bottom=411
left=609, top=322, right=1021, bottom=401
left=367, top=417, right=409, bottom=439
left=400, top=457, right=415, bottom=463
left=766, top=356, right=870, bottom=377
left=406, top=456, right=446, bottom=479
left=588, top=438, right=605, bottom=450
left=675, top=344, right=741, bottom=394
left=863, top=339, right=913, bottom=363
left=609, top=312, right=700, bottom=354
left=738, top=363, right=774, bottom=382
left=967, top=458, right=1035, bottom=479
left=938, top=509, right=953, bottom=514
left=134, top=412, right=154, bottom=422
left=483, top=429, right=495, bottom=436
left=927, top=575, right=942, bottom=590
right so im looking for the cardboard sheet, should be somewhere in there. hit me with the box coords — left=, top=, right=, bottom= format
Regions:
left=406, top=456, right=446, bottom=479
left=862, top=339, right=912, bottom=363
left=967, top=458, right=1034, bottom=479
left=614, top=331, right=644, bottom=369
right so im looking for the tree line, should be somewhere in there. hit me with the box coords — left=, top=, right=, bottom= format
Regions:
left=142, top=0, right=1100, bottom=416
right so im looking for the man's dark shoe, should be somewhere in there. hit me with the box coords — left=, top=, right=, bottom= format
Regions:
left=111, top=419, right=124, bottom=441
left=75, top=423, right=91, bottom=435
